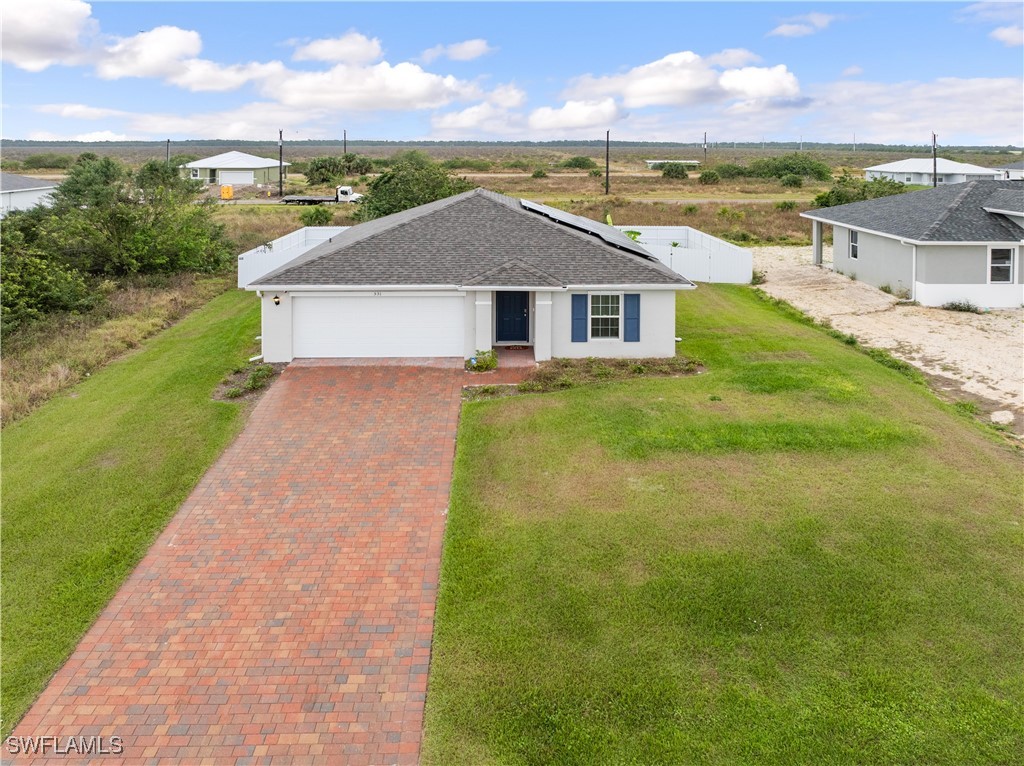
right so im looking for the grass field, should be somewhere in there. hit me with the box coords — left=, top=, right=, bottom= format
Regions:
left=424, top=285, right=1023, bottom=765
left=1, top=289, right=260, bottom=735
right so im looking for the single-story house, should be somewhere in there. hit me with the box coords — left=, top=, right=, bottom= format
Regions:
left=864, top=158, right=1001, bottom=186
left=180, top=151, right=289, bottom=186
left=995, top=160, right=1024, bottom=181
left=248, top=188, right=695, bottom=362
left=0, top=172, right=58, bottom=217
left=802, top=180, right=1023, bottom=308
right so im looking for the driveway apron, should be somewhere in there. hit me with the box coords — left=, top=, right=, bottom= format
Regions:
left=12, top=360, right=465, bottom=765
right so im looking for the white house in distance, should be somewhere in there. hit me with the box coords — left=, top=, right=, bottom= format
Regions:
left=995, top=160, right=1024, bottom=180
left=802, top=180, right=1024, bottom=308
left=242, top=189, right=696, bottom=363
left=180, top=151, right=289, bottom=186
left=0, top=172, right=57, bottom=217
left=864, top=158, right=1001, bottom=186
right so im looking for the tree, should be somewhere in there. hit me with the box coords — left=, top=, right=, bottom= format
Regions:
left=305, top=154, right=375, bottom=184
left=662, top=163, right=689, bottom=179
left=562, top=156, right=598, bottom=169
left=698, top=170, right=721, bottom=185
left=357, top=160, right=473, bottom=221
left=300, top=205, right=334, bottom=226
left=813, top=171, right=908, bottom=208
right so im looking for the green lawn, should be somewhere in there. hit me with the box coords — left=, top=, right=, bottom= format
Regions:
left=424, top=285, right=1023, bottom=765
left=1, top=289, right=259, bottom=734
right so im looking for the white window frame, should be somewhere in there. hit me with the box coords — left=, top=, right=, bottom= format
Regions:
left=190, top=168, right=200, bottom=179
left=589, top=292, right=622, bottom=340
left=988, top=246, right=1016, bottom=285
left=904, top=175, right=912, bottom=183
left=849, top=230, right=859, bottom=260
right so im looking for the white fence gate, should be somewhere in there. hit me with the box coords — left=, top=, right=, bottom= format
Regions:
left=615, top=226, right=752, bottom=284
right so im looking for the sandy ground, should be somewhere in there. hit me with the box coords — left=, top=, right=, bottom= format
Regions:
left=753, top=246, right=1024, bottom=435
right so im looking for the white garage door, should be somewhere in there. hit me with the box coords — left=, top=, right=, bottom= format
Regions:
left=292, top=295, right=465, bottom=358
left=220, top=170, right=255, bottom=185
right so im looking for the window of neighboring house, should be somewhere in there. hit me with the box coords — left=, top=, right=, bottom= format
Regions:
left=990, top=247, right=1015, bottom=284
left=849, top=230, right=859, bottom=260
left=904, top=175, right=912, bottom=182
left=190, top=168, right=200, bottom=179
left=936, top=176, right=945, bottom=183
left=590, top=293, right=621, bottom=339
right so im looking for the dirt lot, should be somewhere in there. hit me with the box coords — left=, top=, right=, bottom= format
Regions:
left=753, top=246, right=1024, bottom=436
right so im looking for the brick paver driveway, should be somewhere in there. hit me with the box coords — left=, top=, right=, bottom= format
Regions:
left=12, top=360, right=468, bottom=765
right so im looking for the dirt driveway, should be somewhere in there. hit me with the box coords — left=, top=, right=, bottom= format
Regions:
left=753, top=246, right=1024, bottom=435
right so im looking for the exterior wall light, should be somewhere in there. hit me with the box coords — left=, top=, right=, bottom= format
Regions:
left=273, top=295, right=281, bottom=306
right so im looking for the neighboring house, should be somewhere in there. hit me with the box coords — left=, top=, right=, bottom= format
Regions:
left=864, top=158, right=1001, bottom=186
left=180, top=151, right=289, bottom=186
left=247, top=188, right=695, bottom=362
left=995, top=160, right=1024, bottom=181
left=802, top=180, right=1024, bottom=308
left=0, top=172, right=57, bottom=217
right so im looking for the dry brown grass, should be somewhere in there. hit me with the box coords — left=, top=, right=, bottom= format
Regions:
left=213, top=204, right=359, bottom=253
left=1, top=272, right=236, bottom=425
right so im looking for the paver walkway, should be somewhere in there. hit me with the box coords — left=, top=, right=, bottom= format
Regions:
left=12, top=360, right=475, bottom=765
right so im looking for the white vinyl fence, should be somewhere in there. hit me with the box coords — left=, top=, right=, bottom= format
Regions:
left=615, top=226, right=752, bottom=283
left=237, top=226, right=349, bottom=288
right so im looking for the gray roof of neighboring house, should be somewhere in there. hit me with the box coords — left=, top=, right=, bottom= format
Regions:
left=253, top=188, right=693, bottom=288
left=995, top=160, right=1024, bottom=171
left=0, top=172, right=58, bottom=192
left=982, top=189, right=1024, bottom=215
left=802, top=180, right=1024, bottom=242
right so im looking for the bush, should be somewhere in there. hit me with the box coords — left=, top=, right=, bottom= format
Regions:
left=698, top=169, right=720, bottom=185
left=299, top=205, right=334, bottom=226
left=662, top=163, right=689, bottom=179
left=305, top=154, right=374, bottom=184
left=775, top=200, right=798, bottom=211
left=717, top=206, right=745, bottom=221
left=941, top=300, right=982, bottom=314
left=814, top=171, right=908, bottom=208
left=589, top=168, right=603, bottom=178
left=780, top=174, right=803, bottom=188
left=442, top=157, right=492, bottom=171
left=682, top=204, right=699, bottom=214
left=714, top=163, right=746, bottom=179
left=532, top=169, right=548, bottom=179
left=504, top=159, right=533, bottom=171
left=749, top=152, right=832, bottom=181
left=21, top=153, right=74, bottom=170
left=465, top=349, right=498, bottom=372
left=750, top=269, right=767, bottom=285
left=562, top=156, right=598, bottom=169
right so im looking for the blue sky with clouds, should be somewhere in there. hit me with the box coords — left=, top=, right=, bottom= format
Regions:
left=2, top=1, right=1022, bottom=145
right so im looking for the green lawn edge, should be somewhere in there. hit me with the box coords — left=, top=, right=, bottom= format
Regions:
left=1, top=289, right=260, bottom=734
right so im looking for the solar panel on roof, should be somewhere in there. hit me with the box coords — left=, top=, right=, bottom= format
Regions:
left=520, top=199, right=656, bottom=260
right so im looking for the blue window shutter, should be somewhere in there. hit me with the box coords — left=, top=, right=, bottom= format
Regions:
left=571, top=294, right=587, bottom=342
left=624, top=294, right=640, bottom=342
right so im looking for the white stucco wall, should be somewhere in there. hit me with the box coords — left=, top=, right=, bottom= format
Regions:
left=550, top=291, right=677, bottom=359
left=261, top=292, right=294, bottom=363
left=832, top=227, right=914, bottom=293
left=0, top=187, right=55, bottom=217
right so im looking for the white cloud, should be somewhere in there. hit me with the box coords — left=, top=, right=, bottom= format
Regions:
left=768, top=13, right=837, bottom=37
left=432, top=102, right=525, bottom=136
left=957, top=2, right=1023, bottom=24
left=566, top=50, right=801, bottom=110
left=841, top=65, right=864, bottom=77
left=125, top=102, right=332, bottom=141
left=704, top=49, right=762, bottom=68
left=422, top=38, right=494, bottom=63
left=37, top=103, right=128, bottom=119
left=487, top=83, right=526, bottom=108
left=96, top=26, right=201, bottom=79
left=1, top=0, right=96, bottom=71
left=990, top=25, right=1024, bottom=46
left=167, top=59, right=286, bottom=92
left=292, top=31, right=383, bottom=64
left=528, top=98, right=623, bottom=131
left=260, top=61, right=480, bottom=111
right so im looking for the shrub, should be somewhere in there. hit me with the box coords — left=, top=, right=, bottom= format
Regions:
left=780, top=174, right=803, bottom=188
left=775, top=200, right=798, bottom=211
left=21, top=153, right=74, bottom=170
left=443, top=157, right=492, bottom=171
left=532, top=169, right=548, bottom=179
left=717, top=206, right=745, bottom=221
left=662, top=163, right=689, bottom=179
left=306, top=154, right=374, bottom=184
left=714, top=163, right=745, bottom=179
left=879, top=284, right=893, bottom=295
left=299, top=205, right=334, bottom=226
left=814, top=171, right=908, bottom=208
left=698, top=169, right=720, bottom=185
left=682, top=204, right=699, bottom=214
left=562, top=156, right=597, bottom=169
left=750, top=269, right=767, bottom=285
left=589, top=168, right=603, bottom=177
left=504, top=159, right=533, bottom=171
left=749, top=152, right=832, bottom=181
left=941, top=300, right=982, bottom=314
left=465, top=349, right=498, bottom=372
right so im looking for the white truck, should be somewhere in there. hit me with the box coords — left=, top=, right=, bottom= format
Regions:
left=281, top=185, right=364, bottom=205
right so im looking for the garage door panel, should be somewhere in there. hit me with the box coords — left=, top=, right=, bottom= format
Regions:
left=293, top=295, right=464, bottom=358
left=220, top=171, right=255, bottom=185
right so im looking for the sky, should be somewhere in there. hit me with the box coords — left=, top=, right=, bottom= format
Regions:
left=1, top=1, right=1022, bottom=146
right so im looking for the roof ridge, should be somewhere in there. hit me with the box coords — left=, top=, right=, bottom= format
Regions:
left=462, top=257, right=563, bottom=286
left=921, top=181, right=977, bottom=240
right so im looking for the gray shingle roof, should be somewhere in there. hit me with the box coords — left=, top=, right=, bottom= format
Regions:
left=983, top=189, right=1024, bottom=215
left=254, top=188, right=692, bottom=287
left=0, top=172, right=58, bottom=192
left=995, top=160, right=1024, bottom=171
left=802, top=180, right=1024, bottom=242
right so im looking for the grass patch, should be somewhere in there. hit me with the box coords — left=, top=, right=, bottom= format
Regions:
left=424, top=284, right=1023, bottom=765
left=520, top=356, right=701, bottom=393
left=1, top=289, right=261, bottom=734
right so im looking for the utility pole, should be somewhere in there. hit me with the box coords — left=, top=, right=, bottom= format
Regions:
left=278, top=129, right=284, bottom=198
left=932, top=132, right=938, bottom=188
left=853, top=133, right=857, bottom=152
left=703, top=131, right=707, bottom=166
left=800, top=135, right=803, bottom=151
left=343, top=129, right=347, bottom=156
left=604, top=130, right=610, bottom=195
left=165, top=139, right=170, bottom=163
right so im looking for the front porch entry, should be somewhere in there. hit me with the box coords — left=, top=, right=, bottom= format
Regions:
left=495, top=291, right=530, bottom=343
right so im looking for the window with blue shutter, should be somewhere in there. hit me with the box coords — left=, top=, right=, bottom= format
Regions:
left=571, top=294, right=587, bottom=342
left=624, top=294, right=640, bottom=342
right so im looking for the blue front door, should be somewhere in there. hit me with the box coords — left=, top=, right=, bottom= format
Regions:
left=496, top=291, right=530, bottom=342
